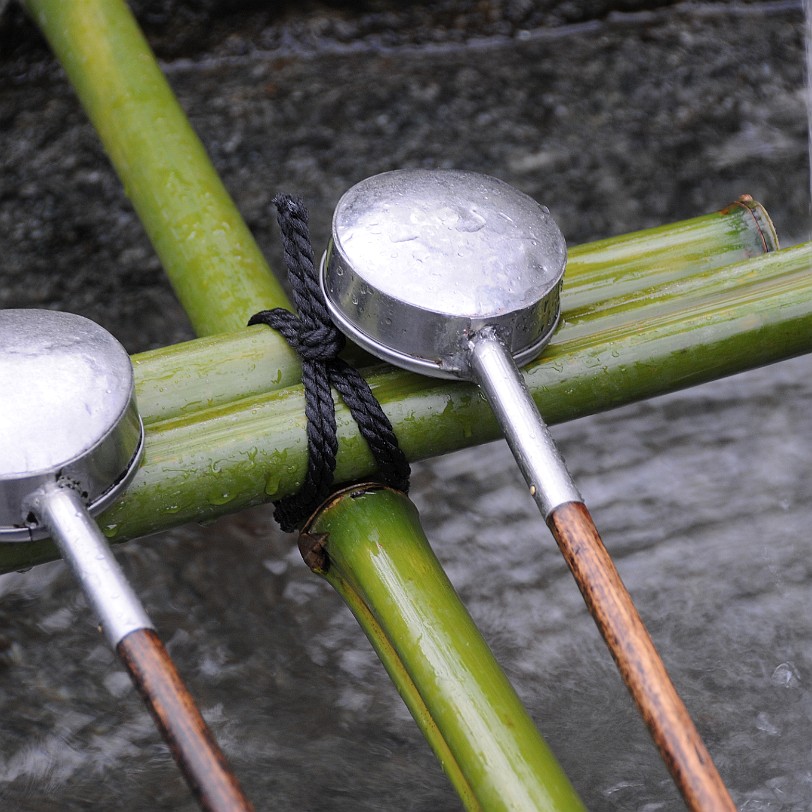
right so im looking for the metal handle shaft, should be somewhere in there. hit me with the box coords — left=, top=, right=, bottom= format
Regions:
left=27, top=483, right=254, bottom=812
left=27, top=483, right=153, bottom=647
left=468, top=330, right=735, bottom=812
left=468, top=328, right=581, bottom=518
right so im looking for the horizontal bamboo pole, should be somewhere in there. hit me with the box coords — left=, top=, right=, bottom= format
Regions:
left=3, top=243, right=809, bottom=573
left=305, top=486, right=585, bottom=812
left=133, top=198, right=777, bottom=425
left=22, top=0, right=291, bottom=335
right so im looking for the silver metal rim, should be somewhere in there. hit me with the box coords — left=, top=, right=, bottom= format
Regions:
left=0, top=420, right=144, bottom=542
left=320, top=250, right=561, bottom=379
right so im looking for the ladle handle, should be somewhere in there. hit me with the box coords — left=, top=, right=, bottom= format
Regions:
left=29, top=484, right=255, bottom=812
left=117, top=628, right=255, bottom=812
left=468, top=331, right=735, bottom=812
left=546, top=502, right=734, bottom=811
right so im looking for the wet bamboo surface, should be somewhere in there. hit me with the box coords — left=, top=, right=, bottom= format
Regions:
left=2, top=240, right=810, bottom=574
left=306, top=486, right=587, bottom=812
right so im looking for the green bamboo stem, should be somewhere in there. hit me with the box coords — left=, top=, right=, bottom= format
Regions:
left=3, top=243, right=809, bottom=573
left=562, top=195, right=776, bottom=310
left=304, top=486, right=585, bottom=812
left=132, top=326, right=301, bottom=427
left=317, top=531, right=482, bottom=811
left=108, top=242, right=812, bottom=531
left=22, top=0, right=291, bottom=335
left=133, top=199, right=777, bottom=426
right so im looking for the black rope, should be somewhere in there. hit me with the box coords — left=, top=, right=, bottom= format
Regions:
left=249, top=194, right=410, bottom=532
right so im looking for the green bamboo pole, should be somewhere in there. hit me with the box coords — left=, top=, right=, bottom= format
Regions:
left=132, top=326, right=301, bottom=427
left=562, top=195, right=776, bottom=310
left=304, top=486, right=585, bottom=812
left=133, top=199, right=777, bottom=426
left=107, top=242, right=812, bottom=533
left=21, top=0, right=291, bottom=335
left=312, top=527, right=482, bottom=811
left=4, top=243, right=809, bottom=573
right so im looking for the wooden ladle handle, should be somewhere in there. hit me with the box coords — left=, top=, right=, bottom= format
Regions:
left=547, top=501, right=735, bottom=812
left=118, top=629, right=255, bottom=812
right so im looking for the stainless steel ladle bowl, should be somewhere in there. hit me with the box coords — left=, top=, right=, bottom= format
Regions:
left=0, top=309, right=143, bottom=541
left=321, top=168, right=566, bottom=379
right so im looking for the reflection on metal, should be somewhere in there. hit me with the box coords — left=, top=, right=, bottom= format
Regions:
left=321, top=169, right=565, bottom=377
left=0, top=309, right=143, bottom=541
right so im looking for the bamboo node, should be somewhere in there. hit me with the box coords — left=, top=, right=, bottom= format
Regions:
left=298, top=532, right=329, bottom=573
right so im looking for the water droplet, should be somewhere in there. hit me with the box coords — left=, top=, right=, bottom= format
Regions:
left=387, top=224, right=419, bottom=243
left=771, top=662, right=801, bottom=688
left=208, top=491, right=235, bottom=506
left=455, top=209, right=486, bottom=233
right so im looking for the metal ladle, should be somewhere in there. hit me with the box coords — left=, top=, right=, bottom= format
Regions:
left=0, top=309, right=253, bottom=812
left=320, top=169, right=734, bottom=811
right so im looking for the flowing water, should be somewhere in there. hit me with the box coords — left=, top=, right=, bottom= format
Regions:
left=1, top=2, right=811, bottom=810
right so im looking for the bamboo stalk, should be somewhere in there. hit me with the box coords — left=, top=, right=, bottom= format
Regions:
left=312, top=529, right=482, bottom=811
left=132, top=199, right=777, bottom=426
left=21, top=0, right=291, bottom=335
left=304, top=485, right=586, bottom=812
left=3, top=243, right=809, bottom=574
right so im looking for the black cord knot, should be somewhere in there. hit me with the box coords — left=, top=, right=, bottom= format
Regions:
left=295, top=324, right=346, bottom=360
left=250, top=194, right=411, bottom=532
left=249, top=310, right=345, bottom=362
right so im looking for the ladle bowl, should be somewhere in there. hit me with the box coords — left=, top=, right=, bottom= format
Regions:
left=321, top=169, right=566, bottom=378
left=0, top=309, right=143, bottom=540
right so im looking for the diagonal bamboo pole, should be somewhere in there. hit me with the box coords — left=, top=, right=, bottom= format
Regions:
left=21, top=0, right=292, bottom=335
left=303, top=485, right=586, bottom=812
